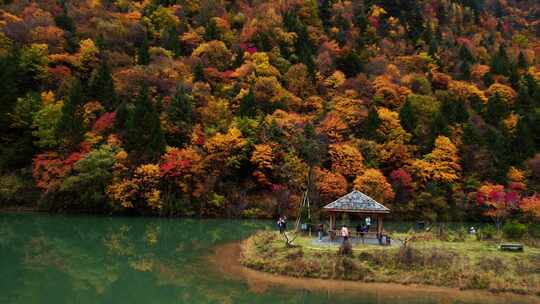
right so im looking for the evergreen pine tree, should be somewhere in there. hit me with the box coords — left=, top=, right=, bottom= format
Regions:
left=167, top=84, right=194, bottom=146
left=298, top=123, right=322, bottom=167
left=54, top=1, right=78, bottom=52
left=362, top=107, right=381, bottom=140
left=511, top=117, right=535, bottom=161
left=484, top=93, right=508, bottom=126
left=125, top=85, right=165, bottom=160
left=517, top=52, right=528, bottom=69
left=267, top=119, right=283, bottom=143
left=319, top=0, right=333, bottom=30
left=459, top=45, right=474, bottom=63
left=460, top=61, right=471, bottom=80
left=193, top=61, right=205, bottom=82
left=56, top=78, right=86, bottom=148
left=89, top=60, right=118, bottom=111
left=239, top=87, right=256, bottom=117
left=138, top=35, right=150, bottom=65
left=455, top=99, right=469, bottom=123
left=204, top=18, right=220, bottom=41
left=114, top=101, right=130, bottom=131
left=336, top=50, right=364, bottom=78
left=428, top=39, right=438, bottom=56
left=483, top=72, right=494, bottom=87
left=432, top=111, right=450, bottom=136
left=162, top=25, right=182, bottom=57
left=399, top=99, right=415, bottom=132
left=0, top=46, right=21, bottom=134
left=508, top=65, right=520, bottom=88
left=490, top=45, right=510, bottom=75
left=54, top=1, right=75, bottom=33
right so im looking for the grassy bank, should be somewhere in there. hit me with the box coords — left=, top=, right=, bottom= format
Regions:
left=240, top=230, right=540, bottom=296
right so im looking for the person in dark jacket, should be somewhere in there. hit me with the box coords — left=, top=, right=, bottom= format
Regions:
left=317, top=223, right=324, bottom=241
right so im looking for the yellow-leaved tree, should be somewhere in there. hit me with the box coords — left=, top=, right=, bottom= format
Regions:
left=411, top=136, right=461, bottom=184
left=250, top=143, right=275, bottom=186
left=353, top=168, right=395, bottom=204
left=329, top=143, right=364, bottom=177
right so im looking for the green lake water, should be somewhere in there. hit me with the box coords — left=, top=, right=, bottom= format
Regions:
left=0, top=213, right=537, bottom=304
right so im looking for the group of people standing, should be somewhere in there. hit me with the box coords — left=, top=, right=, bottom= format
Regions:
left=278, top=216, right=373, bottom=243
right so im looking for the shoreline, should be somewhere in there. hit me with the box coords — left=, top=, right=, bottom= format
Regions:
left=209, top=241, right=540, bottom=303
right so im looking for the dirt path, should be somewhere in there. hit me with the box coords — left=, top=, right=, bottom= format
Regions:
left=208, top=241, right=540, bottom=304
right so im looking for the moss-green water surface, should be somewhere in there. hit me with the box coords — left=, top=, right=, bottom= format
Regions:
left=0, top=213, right=537, bottom=304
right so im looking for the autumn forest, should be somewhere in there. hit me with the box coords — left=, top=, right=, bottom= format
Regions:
left=0, top=0, right=539, bottom=225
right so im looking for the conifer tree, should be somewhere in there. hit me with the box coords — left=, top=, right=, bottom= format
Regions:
left=89, top=60, right=118, bottom=111
left=399, top=99, right=415, bottom=132
left=167, top=84, right=194, bottom=146
left=484, top=93, right=508, bottom=126
left=162, top=25, right=182, bottom=57
left=239, top=87, right=256, bottom=117
left=490, top=45, right=510, bottom=76
left=54, top=1, right=78, bottom=52
left=193, top=61, right=205, bottom=82
left=125, top=84, right=165, bottom=160
left=138, top=35, right=150, bottom=65
left=460, top=61, right=471, bottom=80
left=204, top=18, right=220, bottom=41
left=517, top=52, right=528, bottom=69
left=298, top=123, right=323, bottom=168
left=362, top=107, right=381, bottom=140
left=114, top=101, right=129, bottom=131
left=511, top=117, right=535, bottom=161
left=57, top=78, right=86, bottom=148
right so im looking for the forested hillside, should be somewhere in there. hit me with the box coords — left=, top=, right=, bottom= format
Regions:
left=0, top=0, right=539, bottom=222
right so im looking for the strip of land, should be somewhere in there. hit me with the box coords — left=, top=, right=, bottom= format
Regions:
left=233, top=231, right=540, bottom=298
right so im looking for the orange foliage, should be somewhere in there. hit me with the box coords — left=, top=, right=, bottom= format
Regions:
left=316, top=112, right=348, bottom=142
left=448, top=80, right=487, bottom=103
left=107, top=163, right=162, bottom=210
left=328, top=143, right=364, bottom=177
left=520, top=195, right=540, bottom=220
left=486, top=83, right=517, bottom=104
left=315, top=168, right=348, bottom=202
left=331, top=93, right=368, bottom=127
left=204, top=127, right=248, bottom=172
left=353, top=169, right=395, bottom=204
left=411, top=136, right=461, bottom=184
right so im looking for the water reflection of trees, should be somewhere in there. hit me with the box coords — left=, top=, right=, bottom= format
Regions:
left=1, top=213, right=276, bottom=303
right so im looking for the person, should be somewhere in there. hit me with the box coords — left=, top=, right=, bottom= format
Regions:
left=282, top=216, right=287, bottom=231
left=277, top=217, right=284, bottom=234
left=356, top=224, right=362, bottom=239
left=317, top=223, right=324, bottom=241
left=341, top=225, right=349, bottom=243
left=365, top=216, right=371, bottom=231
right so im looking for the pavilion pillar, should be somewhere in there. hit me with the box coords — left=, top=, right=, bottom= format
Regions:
left=330, top=212, right=336, bottom=230
left=378, top=214, right=383, bottom=235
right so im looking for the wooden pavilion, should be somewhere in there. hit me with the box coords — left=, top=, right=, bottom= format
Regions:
left=323, top=190, right=391, bottom=238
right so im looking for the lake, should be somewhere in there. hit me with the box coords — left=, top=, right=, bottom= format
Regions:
left=0, top=212, right=536, bottom=304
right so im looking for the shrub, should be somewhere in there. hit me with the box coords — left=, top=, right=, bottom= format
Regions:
left=477, top=225, right=497, bottom=240
left=338, top=239, right=353, bottom=256
left=528, top=223, right=540, bottom=239
left=449, top=227, right=467, bottom=242
left=503, top=221, right=527, bottom=240
left=477, top=256, right=507, bottom=274
left=0, top=173, right=38, bottom=206
left=466, top=273, right=491, bottom=290
left=395, top=246, right=423, bottom=268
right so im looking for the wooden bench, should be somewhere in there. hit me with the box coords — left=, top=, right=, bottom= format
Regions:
left=499, top=243, right=524, bottom=252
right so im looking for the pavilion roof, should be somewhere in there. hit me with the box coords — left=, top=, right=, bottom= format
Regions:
left=323, top=190, right=390, bottom=213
